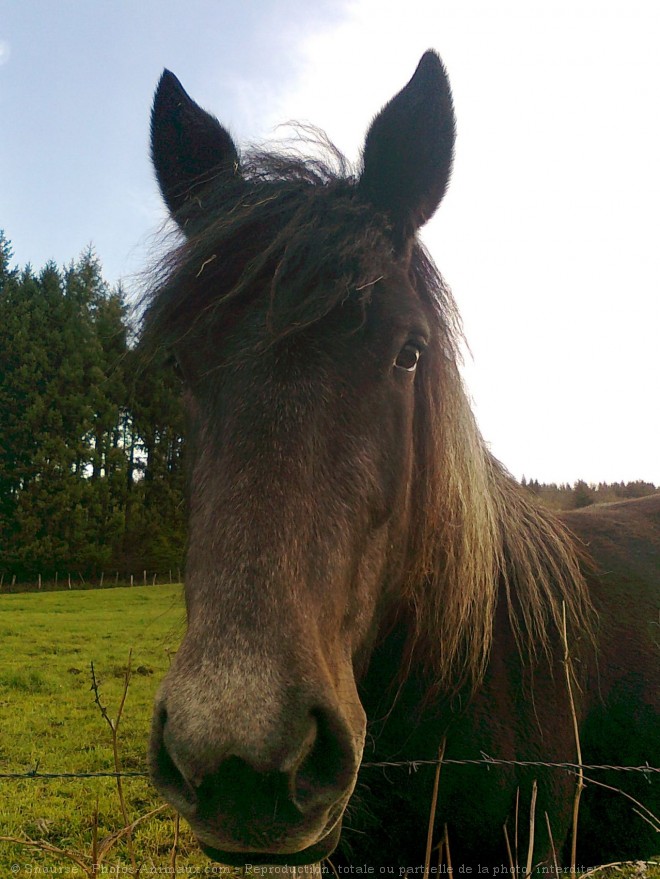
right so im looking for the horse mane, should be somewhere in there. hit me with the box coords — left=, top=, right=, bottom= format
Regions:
left=142, top=132, right=596, bottom=692
left=405, top=248, right=595, bottom=689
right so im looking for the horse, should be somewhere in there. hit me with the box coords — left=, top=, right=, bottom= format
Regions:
left=143, top=51, right=659, bottom=870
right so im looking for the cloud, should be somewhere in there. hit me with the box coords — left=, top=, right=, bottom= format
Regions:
left=0, top=40, right=11, bottom=66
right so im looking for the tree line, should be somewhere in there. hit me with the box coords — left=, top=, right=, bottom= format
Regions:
left=1, top=231, right=657, bottom=587
left=0, top=231, right=185, bottom=582
left=521, top=477, right=658, bottom=511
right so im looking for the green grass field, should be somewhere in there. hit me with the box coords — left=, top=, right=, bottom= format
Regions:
left=0, top=583, right=217, bottom=874
left=0, top=585, right=657, bottom=878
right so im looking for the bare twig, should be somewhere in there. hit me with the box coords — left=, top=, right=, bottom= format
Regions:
left=0, top=835, right=92, bottom=877
left=90, top=661, right=112, bottom=729
left=90, top=651, right=136, bottom=870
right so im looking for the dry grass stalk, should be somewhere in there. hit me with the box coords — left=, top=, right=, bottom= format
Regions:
left=632, top=808, right=660, bottom=832
left=0, top=806, right=165, bottom=878
left=436, top=838, right=444, bottom=872
left=424, top=738, right=446, bottom=876
left=562, top=602, right=584, bottom=873
left=91, top=797, right=99, bottom=867
left=581, top=860, right=660, bottom=877
left=443, top=824, right=453, bottom=876
left=524, top=779, right=538, bottom=879
left=575, top=772, right=660, bottom=833
left=503, top=786, right=522, bottom=875
left=503, top=823, right=515, bottom=875
left=544, top=811, right=559, bottom=877
left=434, top=824, right=452, bottom=875
left=94, top=804, right=166, bottom=866
left=325, top=858, right=340, bottom=879
left=170, top=812, right=180, bottom=871
left=514, top=786, right=520, bottom=869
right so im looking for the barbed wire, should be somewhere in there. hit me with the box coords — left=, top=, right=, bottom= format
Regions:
left=0, top=769, right=149, bottom=779
left=361, top=757, right=660, bottom=774
left=1, top=756, right=658, bottom=782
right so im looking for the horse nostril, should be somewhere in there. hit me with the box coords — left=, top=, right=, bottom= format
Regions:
left=150, top=706, right=198, bottom=808
left=293, top=707, right=356, bottom=811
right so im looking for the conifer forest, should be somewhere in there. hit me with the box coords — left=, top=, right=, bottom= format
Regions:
left=0, top=232, right=184, bottom=584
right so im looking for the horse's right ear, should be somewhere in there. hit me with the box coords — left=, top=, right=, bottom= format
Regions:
left=151, top=70, right=240, bottom=223
left=358, top=51, right=455, bottom=242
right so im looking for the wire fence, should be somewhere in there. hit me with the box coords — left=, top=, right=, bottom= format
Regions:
left=2, top=757, right=658, bottom=781
left=0, top=569, right=182, bottom=593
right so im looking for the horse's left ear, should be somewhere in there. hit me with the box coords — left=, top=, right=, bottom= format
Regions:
left=358, top=51, right=455, bottom=239
left=151, top=70, right=240, bottom=222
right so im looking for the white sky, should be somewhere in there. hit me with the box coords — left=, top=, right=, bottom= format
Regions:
left=1, top=0, right=658, bottom=485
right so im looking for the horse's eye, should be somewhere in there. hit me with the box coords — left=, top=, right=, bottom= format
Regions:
left=394, top=342, right=422, bottom=372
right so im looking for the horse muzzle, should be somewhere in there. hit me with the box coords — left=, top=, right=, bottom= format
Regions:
left=148, top=647, right=365, bottom=865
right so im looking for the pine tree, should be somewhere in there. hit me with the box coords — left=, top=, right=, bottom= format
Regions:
left=124, top=346, right=185, bottom=572
left=572, top=480, right=595, bottom=509
left=0, top=233, right=22, bottom=562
